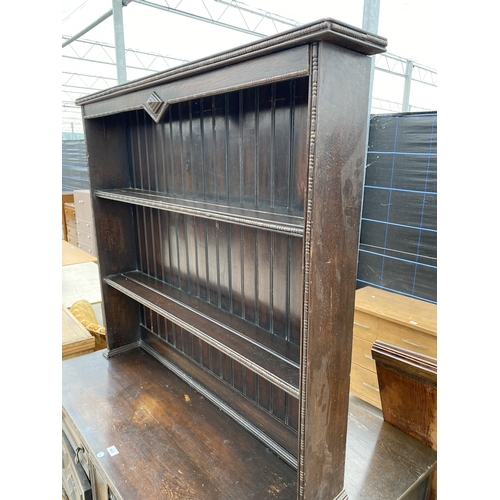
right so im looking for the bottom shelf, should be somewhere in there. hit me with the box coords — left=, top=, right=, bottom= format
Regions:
left=62, top=348, right=437, bottom=500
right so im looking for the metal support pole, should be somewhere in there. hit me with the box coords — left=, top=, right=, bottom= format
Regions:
left=63, top=1, right=132, bottom=50
left=132, top=0, right=268, bottom=37
left=362, top=0, right=380, bottom=115
left=112, top=0, right=127, bottom=84
left=363, top=0, right=380, bottom=34
left=402, top=60, right=414, bottom=112
left=357, top=0, right=381, bottom=283
left=62, top=10, right=113, bottom=48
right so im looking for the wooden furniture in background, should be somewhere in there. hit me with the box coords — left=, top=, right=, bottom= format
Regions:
left=64, top=202, right=77, bottom=245
left=371, top=340, right=437, bottom=450
left=74, top=189, right=97, bottom=257
left=70, top=300, right=107, bottom=351
left=62, top=18, right=438, bottom=500
left=63, top=349, right=437, bottom=500
left=62, top=241, right=103, bottom=355
left=350, top=286, right=437, bottom=408
left=62, top=192, right=74, bottom=241
left=372, top=340, right=437, bottom=500
left=62, top=305, right=95, bottom=360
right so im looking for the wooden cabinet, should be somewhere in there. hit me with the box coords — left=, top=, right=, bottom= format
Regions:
left=350, top=286, right=437, bottom=408
left=62, top=431, right=92, bottom=500
left=63, top=409, right=111, bottom=500
left=64, top=190, right=97, bottom=255
left=64, top=202, right=78, bottom=245
left=64, top=18, right=396, bottom=500
left=62, top=192, right=74, bottom=241
left=74, top=189, right=97, bottom=257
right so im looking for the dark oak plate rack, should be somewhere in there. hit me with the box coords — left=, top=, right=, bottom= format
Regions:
left=68, top=18, right=393, bottom=500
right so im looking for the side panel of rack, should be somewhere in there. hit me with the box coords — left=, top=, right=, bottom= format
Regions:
left=297, top=42, right=372, bottom=500
left=84, top=114, right=142, bottom=350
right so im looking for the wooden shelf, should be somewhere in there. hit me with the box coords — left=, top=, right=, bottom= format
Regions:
left=95, top=188, right=304, bottom=236
left=140, top=329, right=299, bottom=464
left=104, top=270, right=300, bottom=397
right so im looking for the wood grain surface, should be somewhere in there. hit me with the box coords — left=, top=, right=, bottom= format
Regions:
left=62, top=349, right=437, bottom=499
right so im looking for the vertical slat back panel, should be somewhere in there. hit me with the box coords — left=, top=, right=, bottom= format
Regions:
left=136, top=210, right=302, bottom=343
left=127, top=76, right=308, bottom=461
left=141, top=304, right=299, bottom=433
left=128, top=78, right=308, bottom=214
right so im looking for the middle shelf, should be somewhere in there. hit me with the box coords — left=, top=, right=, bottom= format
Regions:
left=96, top=188, right=305, bottom=236
left=104, top=270, right=300, bottom=397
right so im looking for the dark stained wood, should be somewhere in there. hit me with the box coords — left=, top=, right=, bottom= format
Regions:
left=141, top=328, right=299, bottom=462
left=98, top=77, right=309, bottom=222
left=96, top=188, right=304, bottom=235
left=80, top=45, right=311, bottom=119
left=62, top=349, right=298, bottom=500
left=133, top=209, right=303, bottom=341
left=62, top=351, right=436, bottom=500
left=372, top=340, right=437, bottom=451
left=106, top=270, right=299, bottom=369
left=82, top=114, right=141, bottom=350
left=104, top=271, right=299, bottom=396
left=371, top=341, right=438, bottom=500
left=298, top=42, right=372, bottom=500
left=76, top=18, right=392, bottom=500
left=345, top=396, right=436, bottom=500
left=142, top=312, right=300, bottom=436
left=100, top=282, right=141, bottom=352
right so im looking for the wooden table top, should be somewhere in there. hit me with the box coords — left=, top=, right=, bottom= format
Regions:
left=62, top=240, right=97, bottom=266
left=62, top=349, right=436, bottom=499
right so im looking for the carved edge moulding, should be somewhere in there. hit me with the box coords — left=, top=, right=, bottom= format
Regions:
left=76, top=19, right=386, bottom=107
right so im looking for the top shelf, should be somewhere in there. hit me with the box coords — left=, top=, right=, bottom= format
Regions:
left=96, top=188, right=304, bottom=236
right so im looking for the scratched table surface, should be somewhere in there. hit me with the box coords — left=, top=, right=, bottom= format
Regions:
left=62, top=349, right=436, bottom=499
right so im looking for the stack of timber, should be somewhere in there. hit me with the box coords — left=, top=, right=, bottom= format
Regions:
left=62, top=305, right=95, bottom=360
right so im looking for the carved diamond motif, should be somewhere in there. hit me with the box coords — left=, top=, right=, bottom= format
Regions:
left=143, top=92, right=167, bottom=123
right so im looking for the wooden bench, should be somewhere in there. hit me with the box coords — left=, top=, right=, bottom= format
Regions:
left=372, top=340, right=438, bottom=499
